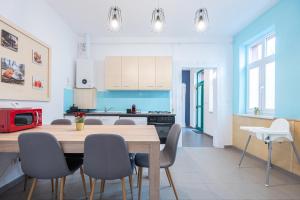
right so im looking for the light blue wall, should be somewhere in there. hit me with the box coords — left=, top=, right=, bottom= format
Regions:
left=64, top=89, right=171, bottom=113
left=233, top=0, right=300, bottom=119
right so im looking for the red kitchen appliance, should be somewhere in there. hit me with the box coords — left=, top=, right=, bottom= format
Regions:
left=0, top=108, right=42, bottom=133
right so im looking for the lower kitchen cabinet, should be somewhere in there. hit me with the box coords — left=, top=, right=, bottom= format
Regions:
left=119, top=117, right=147, bottom=125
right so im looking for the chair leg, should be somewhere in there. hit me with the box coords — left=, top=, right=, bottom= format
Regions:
left=165, top=168, right=172, bottom=186
left=89, top=179, right=96, bottom=200
left=138, top=167, right=143, bottom=200
left=166, top=168, right=179, bottom=200
left=60, top=177, right=66, bottom=200
left=24, top=175, right=28, bottom=191
left=100, top=180, right=105, bottom=193
left=27, top=178, right=37, bottom=200
left=55, top=178, right=59, bottom=197
left=129, top=175, right=133, bottom=200
left=80, top=166, right=88, bottom=197
left=121, top=177, right=127, bottom=200
left=51, top=178, right=54, bottom=192
left=89, top=176, right=93, bottom=191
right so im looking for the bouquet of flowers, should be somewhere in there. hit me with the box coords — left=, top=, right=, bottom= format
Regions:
left=74, top=112, right=86, bottom=123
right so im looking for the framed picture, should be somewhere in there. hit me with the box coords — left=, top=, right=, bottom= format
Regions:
left=32, top=49, right=42, bottom=65
left=1, top=58, right=25, bottom=85
left=32, top=76, right=44, bottom=90
left=1, top=30, right=18, bottom=52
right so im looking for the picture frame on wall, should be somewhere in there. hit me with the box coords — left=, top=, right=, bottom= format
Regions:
left=32, top=75, right=44, bottom=90
left=1, top=58, right=25, bottom=85
left=1, top=30, right=18, bottom=52
left=32, top=49, right=42, bottom=65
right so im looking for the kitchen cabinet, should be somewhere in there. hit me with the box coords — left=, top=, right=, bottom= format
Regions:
left=74, top=88, right=96, bottom=109
left=105, top=56, right=122, bottom=90
left=139, top=57, right=156, bottom=90
left=155, top=57, right=172, bottom=90
left=119, top=117, right=147, bottom=125
left=105, top=56, right=172, bottom=90
left=122, top=57, right=139, bottom=89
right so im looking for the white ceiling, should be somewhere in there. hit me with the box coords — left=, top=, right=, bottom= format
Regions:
left=45, top=0, right=278, bottom=40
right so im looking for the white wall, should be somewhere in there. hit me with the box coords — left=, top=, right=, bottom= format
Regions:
left=89, top=37, right=233, bottom=148
left=0, top=0, right=77, bottom=189
left=203, top=69, right=218, bottom=137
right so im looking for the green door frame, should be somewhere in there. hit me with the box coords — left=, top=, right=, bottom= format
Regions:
left=196, top=70, right=204, bottom=131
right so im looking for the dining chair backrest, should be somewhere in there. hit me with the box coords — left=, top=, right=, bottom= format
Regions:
left=114, top=119, right=136, bottom=125
left=18, top=132, right=70, bottom=179
left=84, top=118, right=103, bottom=125
left=51, top=119, right=72, bottom=125
left=162, top=124, right=181, bottom=166
left=84, top=134, right=132, bottom=180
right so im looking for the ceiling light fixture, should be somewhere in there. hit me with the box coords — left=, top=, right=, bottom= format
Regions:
left=151, top=0, right=165, bottom=33
left=194, top=8, right=209, bottom=32
left=108, top=5, right=122, bottom=31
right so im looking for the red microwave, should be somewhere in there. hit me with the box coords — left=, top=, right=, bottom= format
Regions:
left=0, top=108, right=42, bottom=133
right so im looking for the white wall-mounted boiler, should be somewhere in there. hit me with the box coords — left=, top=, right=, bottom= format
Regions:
left=76, top=59, right=94, bottom=88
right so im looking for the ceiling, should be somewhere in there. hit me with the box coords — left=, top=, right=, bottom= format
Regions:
left=45, top=0, right=278, bottom=40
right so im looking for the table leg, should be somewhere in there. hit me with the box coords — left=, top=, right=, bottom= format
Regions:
left=149, top=143, right=160, bottom=200
left=265, top=141, right=272, bottom=187
left=291, top=142, right=300, bottom=163
left=238, top=135, right=252, bottom=167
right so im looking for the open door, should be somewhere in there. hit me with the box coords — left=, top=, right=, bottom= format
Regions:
left=196, top=70, right=204, bottom=131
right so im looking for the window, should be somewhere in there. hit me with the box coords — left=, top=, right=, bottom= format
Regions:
left=247, top=34, right=276, bottom=114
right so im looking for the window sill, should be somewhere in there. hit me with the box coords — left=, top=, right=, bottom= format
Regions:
left=237, top=113, right=275, bottom=120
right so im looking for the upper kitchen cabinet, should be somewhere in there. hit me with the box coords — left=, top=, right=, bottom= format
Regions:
left=105, top=56, right=172, bottom=90
left=74, top=88, right=96, bottom=109
left=105, top=56, right=122, bottom=90
left=155, top=57, right=172, bottom=90
left=139, top=57, right=156, bottom=90
left=122, top=57, right=139, bottom=90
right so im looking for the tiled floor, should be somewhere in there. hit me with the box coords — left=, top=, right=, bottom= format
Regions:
left=1, top=147, right=300, bottom=200
left=182, top=128, right=213, bottom=147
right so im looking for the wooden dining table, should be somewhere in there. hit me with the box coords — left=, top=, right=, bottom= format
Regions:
left=0, top=125, right=161, bottom=200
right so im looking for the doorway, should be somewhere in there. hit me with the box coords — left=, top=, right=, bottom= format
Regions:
left=196, top=70, right=204, bottom=131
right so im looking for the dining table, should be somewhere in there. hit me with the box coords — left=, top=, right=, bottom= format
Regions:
left=0, top=124, right=161, bottom=200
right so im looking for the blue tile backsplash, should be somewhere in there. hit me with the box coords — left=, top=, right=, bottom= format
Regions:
left=64, top=89, right=171, bottom=113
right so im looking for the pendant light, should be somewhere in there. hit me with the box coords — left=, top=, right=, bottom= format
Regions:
left=108, top=2, right=122, bottom=31
left=151, top=0, right=165, bottom=32
left=194, top=8, right=209, bottom=32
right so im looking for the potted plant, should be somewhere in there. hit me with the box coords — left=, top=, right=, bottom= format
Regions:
left=74, top=112, right=85, bottom=131
left=254, top=107, right=260, bottom=115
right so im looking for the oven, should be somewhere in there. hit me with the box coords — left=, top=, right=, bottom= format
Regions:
left=0, top=108, right=42, bottom=133
left=147, top=115, right=175, bottom=144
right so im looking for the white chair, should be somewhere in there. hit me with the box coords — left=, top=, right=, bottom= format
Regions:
left=239, top=118, right=300, bottom=186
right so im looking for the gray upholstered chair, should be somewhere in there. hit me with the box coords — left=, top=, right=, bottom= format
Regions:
left=84, top=118, right=103, bottom=125
left=114, top=119, right=136, bottom=125
left=51, top=119, right=72, bottom=125
left=18, top=132, right=87, bottom=200
left=84, top=134, right=133, bottom=200
left=135, top=124, right=181, bottom=200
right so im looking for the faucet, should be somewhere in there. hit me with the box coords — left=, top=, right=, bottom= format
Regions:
left=104, top=106, right=113, bottom=112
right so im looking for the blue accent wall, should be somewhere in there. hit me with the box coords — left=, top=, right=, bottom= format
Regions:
left=233, top=0, right=300, bottom=119
left=64, top=89, right=171, bottom=113
left=64, top=88, right=74, bottom=112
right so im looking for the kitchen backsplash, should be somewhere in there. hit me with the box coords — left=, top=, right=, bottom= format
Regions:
left=64, top=89, right=171, bottom=112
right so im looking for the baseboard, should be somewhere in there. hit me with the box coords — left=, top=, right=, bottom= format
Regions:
left=0, top=175, right=24, bottom=195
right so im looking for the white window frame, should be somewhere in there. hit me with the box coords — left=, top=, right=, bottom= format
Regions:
left=246, top=33, right=275, bottom=115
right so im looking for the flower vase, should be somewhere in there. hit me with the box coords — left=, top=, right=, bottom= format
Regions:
left=76, top=122, right=84, bottom=131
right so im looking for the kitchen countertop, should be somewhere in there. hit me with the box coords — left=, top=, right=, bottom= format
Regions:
left=64, top=112, right=176, bottom=117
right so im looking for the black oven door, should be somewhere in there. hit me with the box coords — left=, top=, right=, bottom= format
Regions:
left=148, top=122, right=173, bottom=144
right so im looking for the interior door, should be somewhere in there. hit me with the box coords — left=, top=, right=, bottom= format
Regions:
left=196, top=71, right=204, bottom=131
